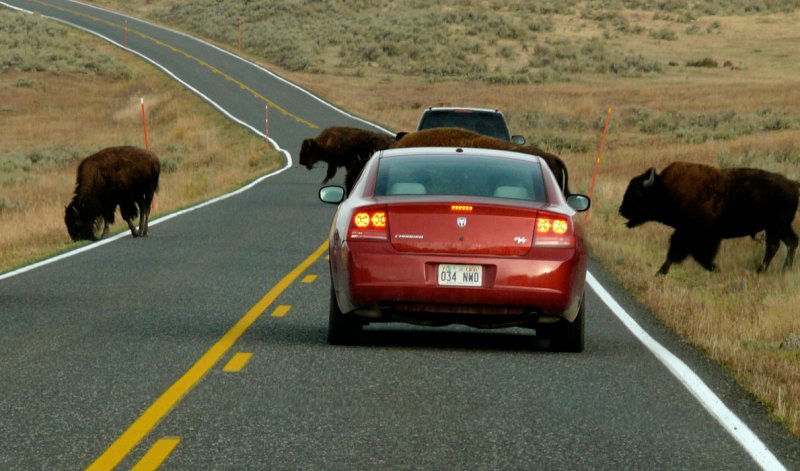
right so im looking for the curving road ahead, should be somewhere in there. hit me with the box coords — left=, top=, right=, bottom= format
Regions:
left=1, top=1, right=799, bottom=470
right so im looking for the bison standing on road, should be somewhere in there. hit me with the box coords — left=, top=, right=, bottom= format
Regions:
left=619, top=161, right=799, bottom=275
left=299, top=126, right=395, bottom=194
left=391, top=128, right=571, bottom=195
left=65, top=146, right=160, bottom=241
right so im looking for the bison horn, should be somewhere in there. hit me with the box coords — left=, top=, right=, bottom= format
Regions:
left=643, top=168, right=656, bottom=188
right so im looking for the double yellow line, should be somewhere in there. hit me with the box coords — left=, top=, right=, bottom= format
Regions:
left=29, top=0, right=318, bottom=129
left=87, top=241, right=328, bottom=470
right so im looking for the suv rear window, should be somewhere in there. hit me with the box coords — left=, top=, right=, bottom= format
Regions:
left=416, top=109, right=512, bottom=141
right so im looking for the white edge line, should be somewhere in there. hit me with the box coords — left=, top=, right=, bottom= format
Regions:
left=587, top=272, right=786, bottom=471
left=0, top=4, right=790, bottom=469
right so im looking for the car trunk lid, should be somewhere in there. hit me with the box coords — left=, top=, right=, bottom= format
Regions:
left=388, top=202, right=538, bottom=256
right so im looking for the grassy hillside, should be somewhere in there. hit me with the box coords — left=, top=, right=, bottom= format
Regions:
left=5, top=1, right=800, bottom=436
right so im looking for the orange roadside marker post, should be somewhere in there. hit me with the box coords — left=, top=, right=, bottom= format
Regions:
left=585, top=107, right=613, bottom=223
left=140, top=97, right=149, bottom=151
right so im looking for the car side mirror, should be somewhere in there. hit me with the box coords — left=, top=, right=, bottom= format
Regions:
left=511, top=135, right=526, bottom=145
left=566, top=194, right=591, bottom=212
left=319, top=186, right=345, bottom=204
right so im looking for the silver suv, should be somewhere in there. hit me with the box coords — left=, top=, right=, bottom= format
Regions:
left=416, top=106, right=526, bottom=145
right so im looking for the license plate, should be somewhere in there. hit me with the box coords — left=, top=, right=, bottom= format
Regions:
left=437, top=264, right=482, bottom=287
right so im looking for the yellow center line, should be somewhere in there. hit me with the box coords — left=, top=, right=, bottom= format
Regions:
left=87, top=240, right=329, bottom=471
left=271, top=305, right=292, bottom=318
left=302, top=274, right=318, bottom=283
left=223, top=352, right=253, bottom=372
left=29, top=0, right=318, bottom=129
left=131, top=437, right=180, bottom=471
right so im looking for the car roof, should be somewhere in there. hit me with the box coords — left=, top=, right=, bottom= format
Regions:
left=422, top=106, right=504, bottom=114
left=377, top=146, right=542, bottom=163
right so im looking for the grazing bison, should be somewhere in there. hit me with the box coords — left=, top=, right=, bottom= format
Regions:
left=619, top=161, right=799, bottom=275
left=391, top=127, right=571, bottom=195
left=65, top=146, right=160, bottom=241
left=299, top=126, right=395, bottom=193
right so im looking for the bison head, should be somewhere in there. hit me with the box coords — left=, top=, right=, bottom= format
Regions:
left=65, top=202, right=85, bottom=241
left=64, top=202, right=103, bottom=241
left=619, top=167, right=658, bottom=228
left=298, top=139, right=324, bottom=170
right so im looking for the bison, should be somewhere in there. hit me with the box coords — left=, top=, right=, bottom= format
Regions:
left=299, top=126, right=395, bottom=193
left=390, top=127, right=571, bottom=195
left=65, top=146, right=160, bottom=241
left=619, top=161, right=799, bottom=275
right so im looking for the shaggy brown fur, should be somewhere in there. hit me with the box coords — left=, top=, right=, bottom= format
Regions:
left=391, top=128, right=571, bottom=195
left=619, top=161, right=800, bottom=274
left=65, top=146, right=160, bottom=241
left=299, top=126, right=395, bottom=193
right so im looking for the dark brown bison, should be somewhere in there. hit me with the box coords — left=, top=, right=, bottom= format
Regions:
left=391, top=127, right=571, bottom=195
left=65, top=146, right=160, bottom=241
left=619, top=161, right=799, bottom=275
left=299, top=126, right=395, bottom=193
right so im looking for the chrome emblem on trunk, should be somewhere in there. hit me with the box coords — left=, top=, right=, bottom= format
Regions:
left=456, top=217, right=467, bottom=228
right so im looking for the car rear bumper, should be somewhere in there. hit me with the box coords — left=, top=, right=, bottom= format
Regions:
left=332, top=240, right=587, bottom=325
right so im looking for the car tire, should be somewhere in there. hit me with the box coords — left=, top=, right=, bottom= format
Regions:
left=547, top=296, right=585, bottom=352
left=328, top=284, right=362, bottom=345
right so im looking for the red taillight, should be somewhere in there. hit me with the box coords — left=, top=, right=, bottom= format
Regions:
left=349, top=207, right=388, bottom=240
left=534, top=212, right=574, bottom=247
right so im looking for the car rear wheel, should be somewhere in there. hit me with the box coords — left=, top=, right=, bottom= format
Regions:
left=546, top=296, right=585, bottom=352
left=328, top=284, right=362, bottom=345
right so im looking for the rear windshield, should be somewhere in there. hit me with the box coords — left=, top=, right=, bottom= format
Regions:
left=417, top=110, right=511, bottom=141
left=375, top=155, right=546, bottom=202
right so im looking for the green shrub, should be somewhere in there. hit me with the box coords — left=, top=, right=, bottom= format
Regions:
left=0, top=11, right=130, bottom=78
left=649, top=28, right=678, bottom=40
left=686, top=57, right=718, bottom=67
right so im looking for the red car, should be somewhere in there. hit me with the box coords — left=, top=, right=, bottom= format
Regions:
left=319, top=147, right=591, bottom=351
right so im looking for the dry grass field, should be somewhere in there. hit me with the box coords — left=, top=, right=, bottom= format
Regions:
left=4, top=1, right=800, bottom=436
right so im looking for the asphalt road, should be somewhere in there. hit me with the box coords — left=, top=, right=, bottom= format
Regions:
left=1, top=1, right=799, bottom=470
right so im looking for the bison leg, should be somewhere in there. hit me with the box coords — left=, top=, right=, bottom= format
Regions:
left=757, top=231, right=783, bottom=273
left=763, top=226, right=799, bottom=272
left=120, top=200, right=140, bottom=237
left=344, top=159, right=369, bottom=196
left=92, top=217, right=109, bottom=241
left=692, top=238, right=720, bottom=272
left=138, top=194, right=154, bottom=237
left=322, top=161, right=338, bottom=184
left=126, top=219, right=139, bottom=237
left=783, top=228, right=798, bottom=271
left=658, top=230, right=693, bottom=275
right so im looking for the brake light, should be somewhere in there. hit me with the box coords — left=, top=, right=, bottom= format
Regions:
left=451, top=204, right=473, bottom=212
left=534, top=212, right=574, bottom=247
left=349, top=207, right=388, bottom=240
